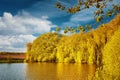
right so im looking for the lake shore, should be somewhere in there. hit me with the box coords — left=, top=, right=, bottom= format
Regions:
left=0, top=52, right=25, bottom=63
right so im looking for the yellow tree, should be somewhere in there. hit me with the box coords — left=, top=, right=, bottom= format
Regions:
left=27, top=32, right=60, bottom=62
left=102, top=27, right=120, bottom=79
left=25, top=42, right=32, bottom=62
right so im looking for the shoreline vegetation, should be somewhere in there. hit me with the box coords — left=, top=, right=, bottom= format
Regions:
left=25, top=14, right=120, bottom=64
left=0, top=52, right=25, bottom=63
left=24, top=14, right=120, bottom=79
left=0, top=14, right=119, bottom=65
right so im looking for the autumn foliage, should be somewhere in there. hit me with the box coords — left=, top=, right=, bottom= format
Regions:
left=25, top=14, right=120, bottom=65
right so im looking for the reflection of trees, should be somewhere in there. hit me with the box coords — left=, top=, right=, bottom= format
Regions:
left=56, top=63, right=96, bottom=80
left=26, top=63, right=96, bottom=80
left=26, top=63, right=57, bottom=80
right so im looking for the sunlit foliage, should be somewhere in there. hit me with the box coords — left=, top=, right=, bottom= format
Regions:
left=25, top=42, right=32, bottom=62
left=101, top=27, right=120, bottom=79
left=26, top=32, right=60, bottom=62
left=26, top=14, right=120, bottom=65
left=94, top=27, right=120, bottom=80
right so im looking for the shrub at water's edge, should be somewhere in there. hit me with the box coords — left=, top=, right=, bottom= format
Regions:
left=25, top=14, right=120, bottom=64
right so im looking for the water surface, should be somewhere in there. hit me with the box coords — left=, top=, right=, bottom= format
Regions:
left=0, top=63, right=96, bottom=80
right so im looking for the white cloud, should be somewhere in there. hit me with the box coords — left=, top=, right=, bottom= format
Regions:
left=0, top=12, right=55, bottom=35
left=59, top=30, right=74, bottom=36
left=0, top=12, right=56, bottom=52
left=59, top=30, right=65, bottom=34
left=0, top=35, right=36, bottom=52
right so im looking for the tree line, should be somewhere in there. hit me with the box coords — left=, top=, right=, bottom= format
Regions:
left=25, top=14, right=120, bottom=66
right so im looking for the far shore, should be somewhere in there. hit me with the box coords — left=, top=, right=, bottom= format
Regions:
left=0, top=52, right=26, bottom=63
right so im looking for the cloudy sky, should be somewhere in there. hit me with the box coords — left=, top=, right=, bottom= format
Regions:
left=0, top=0, right=119, bottom=52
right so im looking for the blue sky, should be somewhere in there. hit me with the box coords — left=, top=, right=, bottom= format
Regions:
left=0, top=0, right=119, bottom=52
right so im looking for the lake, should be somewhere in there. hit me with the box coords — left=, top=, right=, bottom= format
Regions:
left=0, top=63, right=96, bottom=80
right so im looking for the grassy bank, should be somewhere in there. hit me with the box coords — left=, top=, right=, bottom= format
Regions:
left=0, top=52, right=25, bottom=63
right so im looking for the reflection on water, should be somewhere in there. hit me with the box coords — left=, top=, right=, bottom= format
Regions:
left=0, top=63, right=96, bottom=80
left=26, top=63, right=96, bottom=80
left=26, top=63, right=58, bottom=80
left=56, top=63, right=96, bottom=80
